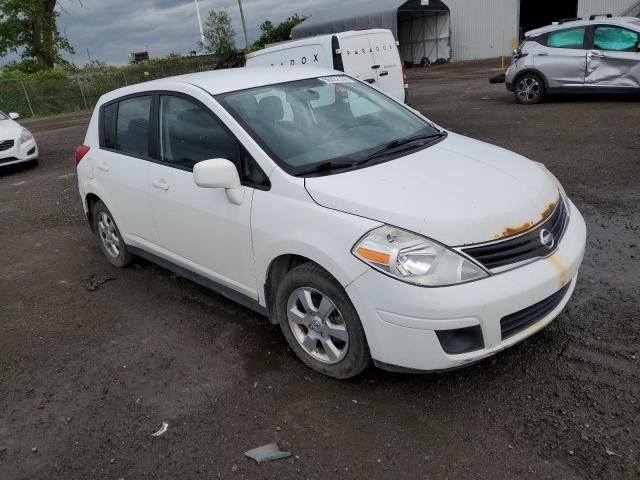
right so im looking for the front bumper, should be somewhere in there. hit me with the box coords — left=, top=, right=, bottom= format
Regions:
left=0, top=137, right=38, bottom=167
left=346, top=201, right=587, bottom=372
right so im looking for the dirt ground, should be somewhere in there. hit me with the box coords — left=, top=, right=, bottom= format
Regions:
left=1, top=60, right=639, bottom=479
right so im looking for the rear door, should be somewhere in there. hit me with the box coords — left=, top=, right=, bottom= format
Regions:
left=535, top=27, right=588, bottom=87
left=339, top=34, right=379, bottom=88
left=367, top=31, right=405, bottom=102
left=94, top=94, right=159, bottom=245
left=585, top=25, right=640, bottom=88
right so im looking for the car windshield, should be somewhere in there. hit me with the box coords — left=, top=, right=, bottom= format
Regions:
left=217, top=76, right=440, bottom=175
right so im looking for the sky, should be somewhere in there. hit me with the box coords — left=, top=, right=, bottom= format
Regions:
left=1, top=0, right=367, bottom=66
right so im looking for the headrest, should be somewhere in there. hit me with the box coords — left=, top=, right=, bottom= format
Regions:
left=256, top=96, right=284, bottom=124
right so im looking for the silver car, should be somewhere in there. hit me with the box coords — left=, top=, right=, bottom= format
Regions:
left=505, top=15, right=640, bottom=104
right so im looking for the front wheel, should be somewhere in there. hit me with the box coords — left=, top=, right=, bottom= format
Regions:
left=515, top=73, right=545, bottom=105
left=274, top=263, right=370, bottom=379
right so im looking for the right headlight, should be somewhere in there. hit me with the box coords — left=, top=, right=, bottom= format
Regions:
left=352, top=226, right=489, bottom=287
left=20, top=128, right=33, bottom=143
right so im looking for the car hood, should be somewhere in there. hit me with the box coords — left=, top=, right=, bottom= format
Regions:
left=0, top=120, right=22, bottom=140
left=304, top=132, right=560, bottom=246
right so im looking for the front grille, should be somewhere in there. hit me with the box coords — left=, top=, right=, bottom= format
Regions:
left=0, top=157, right=18, bottom=164
left=500, top=283, right=571, bottom=340
left=462, top=200, right=569, bottom=270
left=0, top=139, right=14, bottom=151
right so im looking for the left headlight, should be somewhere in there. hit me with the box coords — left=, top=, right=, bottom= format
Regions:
left=20, top=128, right=33, bottom=143
left=352, top=226, right=489, bottom=287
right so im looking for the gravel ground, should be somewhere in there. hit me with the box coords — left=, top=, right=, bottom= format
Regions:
left=1, top=61, right=639, bottom=479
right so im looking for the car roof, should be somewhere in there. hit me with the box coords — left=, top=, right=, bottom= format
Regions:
left=99, top=66, right=339, bottom=104
left=526, top=16, right=640, bottom=37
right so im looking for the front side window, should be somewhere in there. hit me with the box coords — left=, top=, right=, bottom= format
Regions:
left=594, top=26, right=639, bottom=51
left=159, top=95, right=238, bottom=171
left=217, top=76, right=436, bottom=174
left=546, top=27, right=586, bottom=49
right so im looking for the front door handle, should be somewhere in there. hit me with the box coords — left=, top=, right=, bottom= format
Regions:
left=152, top=179, right=169, bottom=191
left=379, top=71, right=389, bottom=77
left=97, top=161, right=110, bottom=172
left=364, top=78, right=376, bottom=84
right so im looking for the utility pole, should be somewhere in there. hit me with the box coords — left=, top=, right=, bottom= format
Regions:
left=237, top=0, right=249, bottom=48
left=194, top=0, right=206, bottom=53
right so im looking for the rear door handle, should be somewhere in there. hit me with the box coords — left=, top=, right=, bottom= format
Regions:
left=537, top=52, right=549, bottom=56
left=379, top=71, right=389, bottom=77
left=152, top=179, right=169, bottom=191
left=371, top=65, right=381, bottom=70
left=364, top=78, right=376, bottom=84
left=97, top=161, right=110, bottom=172
left=591, top=51, right=605, bottom=58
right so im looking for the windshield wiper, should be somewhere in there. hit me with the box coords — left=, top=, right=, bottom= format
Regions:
left=359, top=131, right=448, bottom=164
left=295, top=160, right=358, bottom=176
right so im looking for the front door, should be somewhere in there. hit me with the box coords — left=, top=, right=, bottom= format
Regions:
left=535, top=26, right=587, bottom=87
left=585, top=25, right=640, bottom=88
left=148, top=93, right=258, bottom=299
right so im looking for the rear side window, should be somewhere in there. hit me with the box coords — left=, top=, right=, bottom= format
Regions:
left=545, top=27, right=586, bottom=49
left=101, top=95, right=151, bottom=157
left=594, top=26, right=639, bottom=51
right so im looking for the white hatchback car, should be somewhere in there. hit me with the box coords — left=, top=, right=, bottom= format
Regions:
left=0, top=111, right=38, bottom=167
left=76, top=67, right=586, bottom=378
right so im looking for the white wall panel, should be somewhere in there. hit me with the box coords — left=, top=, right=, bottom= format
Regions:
left=444, top=0, right=519, bottom=61
left=578, top=0, right=639, bottom=18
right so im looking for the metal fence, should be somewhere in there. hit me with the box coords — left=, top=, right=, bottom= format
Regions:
left=0, top=60, right=221, bottom=118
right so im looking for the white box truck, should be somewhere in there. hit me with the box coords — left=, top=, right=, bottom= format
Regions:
left=245, top=29, right=408, bottom=104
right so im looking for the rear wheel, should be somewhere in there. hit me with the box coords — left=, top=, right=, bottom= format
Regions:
left=92, top=201, right=134, bottom=268
left=515, top=73, right=545, bottom=105
left=274, top=263, right=370, bottom=379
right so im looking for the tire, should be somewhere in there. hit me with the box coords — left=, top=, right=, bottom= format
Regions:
left=28, top=158, right=39, bottom=167
left=514, top=73, right=545, bottom=105
left=274, top=263, right=370, bottom=379
left=91, top=200, right=134, bottom=268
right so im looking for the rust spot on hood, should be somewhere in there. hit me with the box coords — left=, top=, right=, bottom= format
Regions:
left=495, top=199, right=559, bottom=239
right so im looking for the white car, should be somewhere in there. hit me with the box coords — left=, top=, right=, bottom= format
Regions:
left=0, top=111, right=38, bottom=167
left=76, top=67, right=586, bottom=379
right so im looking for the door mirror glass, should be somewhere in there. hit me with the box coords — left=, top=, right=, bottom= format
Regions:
left=193, top=158, right=241, bottom=190
left=9, top=112, right=20, bottom=120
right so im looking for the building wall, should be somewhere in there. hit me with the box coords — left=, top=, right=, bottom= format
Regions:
left=578, top=0, right=639, bottom=17
left=444, top=0, right=639, bottom=61
left=445, top=0, right=519, bottom=61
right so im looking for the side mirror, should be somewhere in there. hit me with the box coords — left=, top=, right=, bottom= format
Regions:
left=193, top=158, right=244, bottom=205
left=9, top=112, right=20, bottom=120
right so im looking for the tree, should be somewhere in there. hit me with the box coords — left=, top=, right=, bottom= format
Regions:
left=202, top=9, right=236, bottom=56
left=0, top=0, right=74, bottom=69
left=252, top=14, right=307, bottom=50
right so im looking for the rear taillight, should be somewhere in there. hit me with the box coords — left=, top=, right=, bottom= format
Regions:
left=402, top=63, right=407, bottom=82
left=75, top=145, right=90, bottom=166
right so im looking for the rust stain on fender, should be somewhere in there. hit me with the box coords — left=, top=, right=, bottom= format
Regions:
left=495, top=200, right=559, bottom=239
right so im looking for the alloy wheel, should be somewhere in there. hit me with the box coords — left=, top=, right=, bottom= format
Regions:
left=516, top=77, right=541, bottom=103
left=287, top=287, right=349, bottom=364
left=97, top=211, right=120, bottom=258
